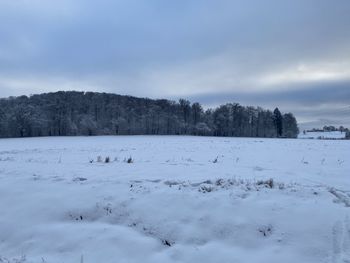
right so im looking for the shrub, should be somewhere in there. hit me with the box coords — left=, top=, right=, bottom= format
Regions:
left=125, top=156, right=133, bottom=163
left=256, top=178, right=274, bottom=188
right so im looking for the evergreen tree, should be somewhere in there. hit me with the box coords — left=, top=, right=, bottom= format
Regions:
left=273, top=108, right=283, bottom=137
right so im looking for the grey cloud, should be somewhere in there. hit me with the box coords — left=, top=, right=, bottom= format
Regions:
left=0, top=0, right=350, bottom=128
left=0, top=0, right=349, bottom=76
left=187, top=81, right=350, bottom=107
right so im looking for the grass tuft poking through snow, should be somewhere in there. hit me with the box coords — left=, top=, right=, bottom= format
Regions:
left=125, top=156, right=134, bottom=163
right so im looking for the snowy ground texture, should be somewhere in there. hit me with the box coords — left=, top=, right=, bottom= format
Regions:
left=0, top=136, right=349, bottom=263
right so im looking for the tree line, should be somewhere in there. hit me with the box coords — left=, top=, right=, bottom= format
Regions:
left=0, top=91, right=299, bottom=138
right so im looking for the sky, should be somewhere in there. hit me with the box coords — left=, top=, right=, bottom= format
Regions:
left=0, top=0, right=350, bottom=130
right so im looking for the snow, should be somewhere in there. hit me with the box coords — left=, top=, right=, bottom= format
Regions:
left=0, top=136, right=349, bottom=263
left=298, top=131, right=346, bottom=140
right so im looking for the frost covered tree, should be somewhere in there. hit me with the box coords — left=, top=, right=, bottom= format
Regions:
left=282, top=113, right=299, bottom=138
left=0, top=91, right=299, bottom=138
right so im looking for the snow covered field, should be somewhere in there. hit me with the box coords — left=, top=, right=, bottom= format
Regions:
left=0, top=136, right=349, bottom=263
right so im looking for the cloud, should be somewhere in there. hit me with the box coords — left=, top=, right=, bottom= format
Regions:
left=259, top=61, right=350, bottom=87
left=1, top=0, right=349, bottom=75
left=187, top=81, right=350, bottom=107
left=0, top=0, right=350, bottom=127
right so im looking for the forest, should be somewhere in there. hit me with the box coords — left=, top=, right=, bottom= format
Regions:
left=0, top=91, right=299, bottom=138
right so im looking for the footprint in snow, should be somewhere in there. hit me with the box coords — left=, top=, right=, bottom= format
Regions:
left=332, top=217, right=350, bottom=263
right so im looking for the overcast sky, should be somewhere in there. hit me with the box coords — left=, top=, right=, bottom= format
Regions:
left=0, top=0, right=350, bottom=129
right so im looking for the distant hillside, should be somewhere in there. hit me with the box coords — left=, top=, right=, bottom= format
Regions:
left=298, top=131, right=347, bottom=140
left=0, top=91, right=298, bottom=138
left=298, top=126, right=350, bottom=140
